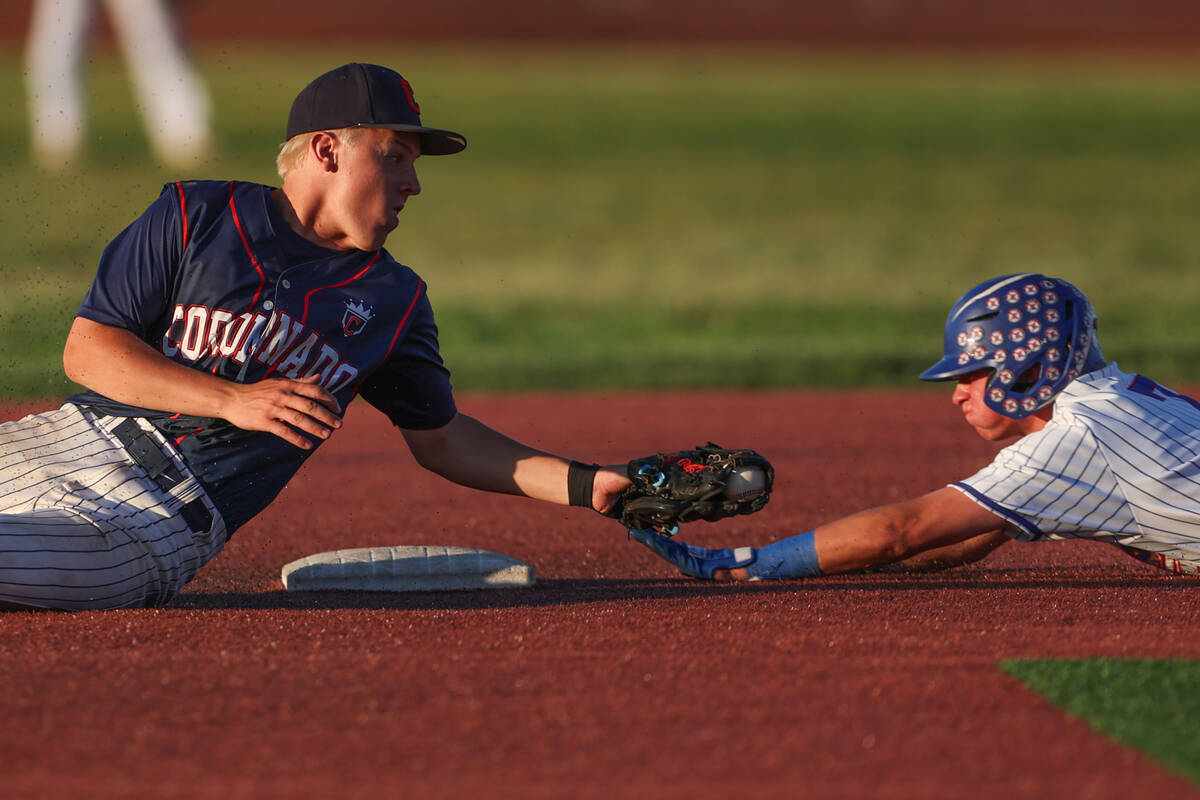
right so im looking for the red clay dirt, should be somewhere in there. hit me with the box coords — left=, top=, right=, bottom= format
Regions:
left=2, top=390, right=1199, bottom=799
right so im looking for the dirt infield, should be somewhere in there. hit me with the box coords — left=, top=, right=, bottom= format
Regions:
left=3, top=0, right=1200, bottom=49
left=3, top=391, right=1199, bottom=799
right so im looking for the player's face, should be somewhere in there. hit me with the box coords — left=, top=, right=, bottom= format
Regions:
left=951, top=369, right=1042, bottom=441
left=331, top=128, right=422, bottom=251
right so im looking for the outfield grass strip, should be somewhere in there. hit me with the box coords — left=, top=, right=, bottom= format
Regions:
left=1000, top=658, right=1200, bottom=785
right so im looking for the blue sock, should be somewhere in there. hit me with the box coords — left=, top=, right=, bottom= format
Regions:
left=744, top=530, right=821, bottom=579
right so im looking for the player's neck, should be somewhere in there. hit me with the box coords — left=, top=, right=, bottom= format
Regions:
left=272, top=186, right=344, bottom=251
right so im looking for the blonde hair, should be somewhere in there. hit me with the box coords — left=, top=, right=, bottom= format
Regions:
left=275, top=127, right=366, bottom=179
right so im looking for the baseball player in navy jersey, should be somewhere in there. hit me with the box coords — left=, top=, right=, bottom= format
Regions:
left=0, top=62, right=629, bottom=610
left=632, top=273, right=1200, bottom=580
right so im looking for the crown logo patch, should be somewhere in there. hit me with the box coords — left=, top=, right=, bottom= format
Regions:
left=342, top=299, right=375, bottom=337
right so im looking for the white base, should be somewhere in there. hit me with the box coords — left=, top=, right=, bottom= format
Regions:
left=281, top=545, right=535, bottom=592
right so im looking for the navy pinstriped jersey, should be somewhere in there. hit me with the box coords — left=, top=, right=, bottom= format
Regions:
left=952, top=363, right=1200, bottom=571
left=70, top=180, right=457, bottom=534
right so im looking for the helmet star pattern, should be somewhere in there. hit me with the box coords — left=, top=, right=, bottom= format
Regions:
left=919, top=274, right=1105, bottom=419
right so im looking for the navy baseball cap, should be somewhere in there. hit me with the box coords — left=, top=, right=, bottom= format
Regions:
left=286, top=63, right=466, bottom=155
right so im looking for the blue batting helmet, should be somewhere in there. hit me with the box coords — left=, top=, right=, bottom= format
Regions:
left=919, top=274, right=1104, bottom=419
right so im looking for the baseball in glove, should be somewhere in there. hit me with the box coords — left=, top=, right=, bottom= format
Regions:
left=611, top=443, right=774, bottom=535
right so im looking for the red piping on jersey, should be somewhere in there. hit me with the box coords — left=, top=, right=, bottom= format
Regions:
left=385, top=279, right=426, bottom=360
left=259, top=251, right=384, bottom=379
left=299, top=251, right=382, bottom=325
left=347, top=278, right=426, bottom=404
left=175, top=182, right=189, bottom=251
left=165, top=414, right=202, bottom=448
left=174, top=426, right=204, bottom=448
left=227, top=181, right=267, bottom=313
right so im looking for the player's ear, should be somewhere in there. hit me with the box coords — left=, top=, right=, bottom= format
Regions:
left=309, top=131, right=339, bottom=173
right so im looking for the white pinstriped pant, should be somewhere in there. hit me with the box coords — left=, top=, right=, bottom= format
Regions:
left=0, top=404, right=226, bottom=610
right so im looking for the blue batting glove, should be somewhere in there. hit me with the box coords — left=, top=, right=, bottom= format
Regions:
left=628, top=528, right=757, bottom=579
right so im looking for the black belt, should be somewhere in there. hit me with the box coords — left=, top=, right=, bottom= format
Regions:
left=111, top=418, right=213, bottom=534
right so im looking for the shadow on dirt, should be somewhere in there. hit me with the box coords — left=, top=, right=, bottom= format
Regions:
left=170, top=571, right=1192, bottom=611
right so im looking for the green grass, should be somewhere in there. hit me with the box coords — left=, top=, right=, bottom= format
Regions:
left=2, top=46, right=1200, bottom=396
left=1001, top=658, right=1200, bottom=784
left=0, top=274, right=79, bottom=397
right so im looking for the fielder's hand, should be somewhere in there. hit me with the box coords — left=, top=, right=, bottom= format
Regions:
left=612, top=444, right=774, bottom=535
left=224, top=374, right=343, bottom=450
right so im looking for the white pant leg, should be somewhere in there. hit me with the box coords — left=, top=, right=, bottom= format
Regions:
left=0, top=405, right=226, bottom=610
left=102, top=0, right=213, bottom=169
left=24, top=0, right=95, bottom=167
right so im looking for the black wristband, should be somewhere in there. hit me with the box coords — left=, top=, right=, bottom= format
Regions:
left=567, top=461, right=600, bottom=508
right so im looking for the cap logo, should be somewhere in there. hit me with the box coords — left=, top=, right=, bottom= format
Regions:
left=400, top=78, right=421, bottom=115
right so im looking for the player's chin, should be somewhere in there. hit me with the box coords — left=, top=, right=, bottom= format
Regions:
left=377, top=216, right=400, bottom=242
left=962, top=410, right=998, bottom=440
left=359, top=227, right=392, bottom=251
left=970, top=420, right=1013, bottom=441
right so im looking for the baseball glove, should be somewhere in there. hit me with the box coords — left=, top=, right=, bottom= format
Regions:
left=612, top=443, right=774, bottom=535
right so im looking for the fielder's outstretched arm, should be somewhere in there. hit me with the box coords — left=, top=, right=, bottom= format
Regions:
left=63, top=317, right=342, bottom=450
left=630, top=486, right=1010, bottom=579
left=402, top=413, right=629, bottom=512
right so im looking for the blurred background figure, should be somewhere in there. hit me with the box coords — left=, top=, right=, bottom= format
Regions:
left=24, top=0, right=213, bottom=170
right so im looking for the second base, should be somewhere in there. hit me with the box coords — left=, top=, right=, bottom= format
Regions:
left=281, top=545, right=535, bottom=592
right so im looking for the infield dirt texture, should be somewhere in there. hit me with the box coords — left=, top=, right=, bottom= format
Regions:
left=3, top=2, right=1200, bottom=798
left=3, top=391, right=1200, bottom=799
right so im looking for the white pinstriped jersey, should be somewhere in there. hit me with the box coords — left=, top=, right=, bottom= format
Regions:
left=952, top=363, right=1200, bottom=572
